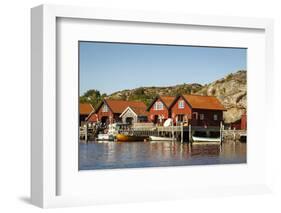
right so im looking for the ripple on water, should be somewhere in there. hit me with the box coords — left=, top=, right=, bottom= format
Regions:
left=79, top=141, right=246, bottom=170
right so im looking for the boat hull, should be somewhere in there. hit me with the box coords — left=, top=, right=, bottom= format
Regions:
left=116, top=134, right=148, bottom=142
left=240, top=134, right=247, bottom=143
left=149, top=136, right=172, bottom=141
left=97, top=134, right=115, bottom=141
left=192, top=136, right=221, bottom=144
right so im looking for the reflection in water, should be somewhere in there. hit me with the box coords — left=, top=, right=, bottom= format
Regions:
left=79, top=141, right=246, bottom=170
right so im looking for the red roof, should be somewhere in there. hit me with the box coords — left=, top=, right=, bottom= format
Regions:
left=100, top=99, right=147, bottom=114
left=127, top=106, right=148, bottom=116
left=86, top=112, right=98, bottom=122
left=80, top=103, right=94, bottom=115
left=159, top=96, right=175, bottom=108
left=182, top=94, right=225, bottom=110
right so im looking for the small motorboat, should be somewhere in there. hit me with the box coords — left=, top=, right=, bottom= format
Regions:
left=97, top=133, right=114, bottom=141
left=149, top=136, right=173, bottom=141
left=192, top=136, right=221, bottom=144
left=116, top=134, right=148, bottom=142
left=96, top=123, right=124, bottom=141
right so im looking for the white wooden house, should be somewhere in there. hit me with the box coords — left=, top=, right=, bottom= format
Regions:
left=119, top=106, right=148, bottom=125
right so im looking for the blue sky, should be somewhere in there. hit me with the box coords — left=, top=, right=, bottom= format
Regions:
left=79, top=42, right=246, bottom=95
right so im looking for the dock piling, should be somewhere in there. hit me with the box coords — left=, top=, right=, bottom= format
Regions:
left=172, top=124, right=175, bottom=141
left=220, top=121, right=223, bottom=145
left=85, top=124, right=88, bottom=143
left=189, top=124, right=192, bottom=143
left=181, top=123, right=183, bottom=143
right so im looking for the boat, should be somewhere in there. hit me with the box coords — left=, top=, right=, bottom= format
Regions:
left=116, top=134, right=148, bottom=142
left=97, top=133, right=114, bottom=141
left=96, top=123, right=121, bottom=141
left=240, top=133, right=247, bottom=143
left=192, top=136, right=221, bottom=144
left=163, top=118, right=173, bottom=127
left=149, top=136, right=173, bottom=141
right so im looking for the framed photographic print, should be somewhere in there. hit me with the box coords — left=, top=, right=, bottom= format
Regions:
left=31, top=4, right=274, bottom=208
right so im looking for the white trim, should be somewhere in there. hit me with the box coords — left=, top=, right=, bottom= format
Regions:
left=85, top=110, right=96, bottom=121
left=31, top=4, right=274, bottom=208
left=101, top=103, right=109, bottom=112
left=154, top=101, right=164, bottom=110
left=178, top=100, right=185, bottom=109
left=119, top=106, right=138, bottom=118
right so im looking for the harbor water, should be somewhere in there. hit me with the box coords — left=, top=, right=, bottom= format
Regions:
left=79, top=141, right=246, bottom=170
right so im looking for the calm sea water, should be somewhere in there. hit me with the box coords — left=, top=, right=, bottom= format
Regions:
left=79, top=141, right=246, bottom=170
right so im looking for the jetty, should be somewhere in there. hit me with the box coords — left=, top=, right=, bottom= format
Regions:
left=79, top=122, right=238, bottom=144
left=131, top=123, right=224, bottom=144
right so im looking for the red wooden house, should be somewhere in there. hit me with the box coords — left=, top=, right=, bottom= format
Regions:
left=86, top=99, right=147, bottom=125
left=230, top=111, right=247, bottom=130
left=241, top=112, right=247, bottom=130
left=147, top=96, right=175, bottom=124
left=170, top=94, right=225, bottom=126
left=79, top=103, right=94, bottom=126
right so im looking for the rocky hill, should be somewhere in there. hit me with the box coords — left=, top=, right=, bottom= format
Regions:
left=195, top=70, right=246, bottom=123
left=81, top=70, right=247, bottom=123
left=108, top=83, right=203, bottom=106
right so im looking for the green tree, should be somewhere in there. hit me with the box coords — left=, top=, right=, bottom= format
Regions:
left=80, top=89, right=107, bottom=108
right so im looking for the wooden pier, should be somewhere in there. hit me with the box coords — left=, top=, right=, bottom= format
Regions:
left=80, top=122, right=225, bottom=143
left=132, top=124, right=223, bottom=143
left=80, top=122, right=246, bottom=144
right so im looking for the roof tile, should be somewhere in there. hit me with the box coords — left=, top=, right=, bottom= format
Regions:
left=80, top=103, right=94, bottom=115
left=159, top=96, right=176, bottom=108
left=182, top=94, right=225, bottom=110
left=105, top=99, right=147, bottom=113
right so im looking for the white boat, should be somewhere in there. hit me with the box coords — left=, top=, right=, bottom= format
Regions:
left=97, top=123, right=130, bottom=141
left=163, top=118, right=173, bottom=127
left=192, top=136, right=221, bottom=143
left=97, top=133, right=114, bottom=141
left=149, top=136, right=173, bottom=141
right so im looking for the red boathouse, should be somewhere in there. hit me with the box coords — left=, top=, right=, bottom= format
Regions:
left=170, top=94, right=226, bottom=126
left=230, top=111, right=247, bottom=130
left=86, top=99, right=147, bottom=125
left=147, top=96, right=175, bottom=124
left=79, top=103, right=94, bottom=126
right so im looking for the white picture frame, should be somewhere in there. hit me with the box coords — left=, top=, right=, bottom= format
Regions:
left=31, top=4, right=274, bottom=208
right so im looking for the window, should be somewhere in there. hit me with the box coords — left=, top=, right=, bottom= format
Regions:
left=214, top=114, right=218, bottom=121
left=154, top=103, right=157, bottom=110
left=199, top=113, right=204, bottom=120
left=102, top=104, right=109, bottom=112
left=138, top=116, right=148, bottom=123
left=177, top=114, right=184, bottom=122
left=178, top=100, right=184, bottom=109
left=154, top=101, right=164, bottom=110
left=192, top=112, right=198, bottom=120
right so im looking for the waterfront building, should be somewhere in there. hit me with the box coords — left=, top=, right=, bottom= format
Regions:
left=241, top=112, right=247, bottom=130
left=86, top=99, right=147, bottom=125
left=170, top=94, right=225, bottom=126
left=79, top=103, right=94, bottom=126
left=147, top=96, right=175, bottom=124
left=229, top=111, right=247, bottom=130
left=119, top=106, right=148, bottom=125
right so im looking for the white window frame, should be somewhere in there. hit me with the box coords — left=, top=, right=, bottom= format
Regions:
left=102, top=104, right=109, bottom=112
left=154, top=101, right=164, bottom=110
left=199, top=113, right=204, bottom=120
left=178, top=100, right=185, bottom=109
left=214, top=114, right=218, bottom=121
